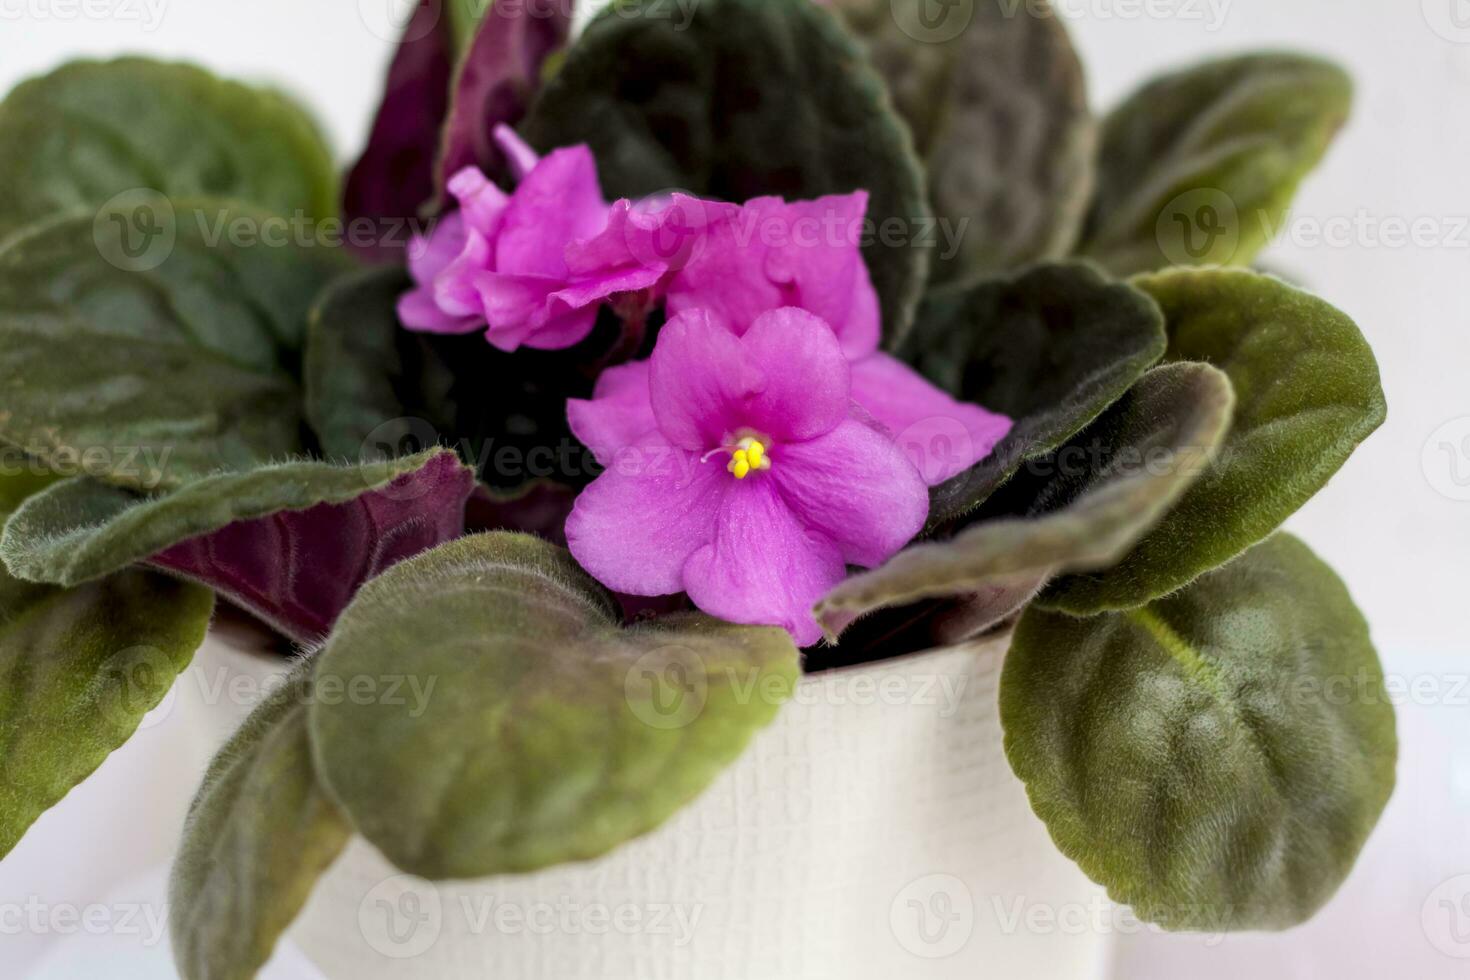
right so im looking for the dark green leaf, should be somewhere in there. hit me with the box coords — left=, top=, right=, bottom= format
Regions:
left=1002, top=533, right=1396, bottom=931
left=817, top=362, right=1232, bottom=640
left=0, top=58, right=337, bottom=243
left=903, top=262, right=1166, bottom=524
left=1079, top=53, right=1352, bottom=276
left=521, top=0, right=931, bottom=346
left=1, top=450, right=474, bottom=642
left=170, top=662, right=351, bottom=980
left=0, top=470, right=213, bottom=858
left=833, top=0, right=1093, bottom=281
left=310, top=532, right=799, bottom=879
left=304, top=264, right=602, bottom=492
left=1042, top=267, right=1385, bottom=613
left=0, top=200, right=348, bottom=489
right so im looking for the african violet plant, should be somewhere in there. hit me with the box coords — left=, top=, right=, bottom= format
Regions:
left=0, top=0, right=1393, bottom=974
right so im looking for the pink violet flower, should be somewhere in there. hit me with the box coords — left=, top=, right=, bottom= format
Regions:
left=398, top=125, right=730, bottom=352
left=565, top=308, right=929, bottom=645
left=663, top=190, right=1013, bottom=485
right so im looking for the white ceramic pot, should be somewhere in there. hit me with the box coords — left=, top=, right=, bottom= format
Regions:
left=289, top=634, right=1112, bottom=980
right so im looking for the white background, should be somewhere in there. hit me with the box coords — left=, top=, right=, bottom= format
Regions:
left=1, top=0, right=1468, bottom=977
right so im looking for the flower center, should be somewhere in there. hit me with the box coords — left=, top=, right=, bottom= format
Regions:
left=723, top=435, right=772, bottom=480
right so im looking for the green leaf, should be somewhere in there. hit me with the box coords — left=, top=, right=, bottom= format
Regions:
left=521, top=0, right=931, bottom=346
left=310, top=532, right=799, bottom=879
left=817, top=362, right=1233, bottom=641
left=0, top=58, right=337, bottom=243
left=1, top=449, right=467, bottom=587
left=1002, top=533, right=1396, bottom=931
left=1042, top=267, right=1385, bottom=614
left=0, top=200, right=348, bottom=490
left=902, top=262, right=1166, bottom=525
left=305, top=264, right=600, bottom=492
left=170, top=662, right=351, bottom=980
left=832, top=0, right=1093, bottom=282
left=1079, top=53, right=1352, bottom=277
left=0, top=470, right=214, bottom=858
left=304, top=266, right=459, bottom=462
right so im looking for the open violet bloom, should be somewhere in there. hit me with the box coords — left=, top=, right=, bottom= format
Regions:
left=397, top=125, right=727, bottom=351
left=665, top=190, right=1013, bottom=485
left=566, top=308, right=929, bottom=645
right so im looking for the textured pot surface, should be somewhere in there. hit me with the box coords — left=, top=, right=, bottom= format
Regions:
left=291, top=634, right=1110, bottom=980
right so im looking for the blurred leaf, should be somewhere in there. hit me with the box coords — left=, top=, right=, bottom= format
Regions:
left=1002, top=533, right=1396, bottom=931
left=342, top=0, right=457, bottom=262
left=310, top=532, right=798, bottom=879
left=833, top=0, right=1093, bottom=281
left=0, top=200, right=348, bottom=489
left=1079, top=53, right=1352, bottom=276
left=0, top=58, right=336, bottom=243
left=522, top=0, right=931, bottom=347
left=1043, top=267, right=1385, bottom=613
left=0, top=470, right=213, bottom=858
left=170, top=663, right=351, bottom=980
left=437, top=0, right=572, bottom=192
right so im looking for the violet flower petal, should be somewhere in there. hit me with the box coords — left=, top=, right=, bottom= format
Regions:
left=681, top=478, right=846, bottom=647
left=666, top=192, right=881, bottom=359
left=773, top=417, right=929, bottom=568
left=849, top=353, right=1015, bottom=486
left=566, top=361, right=657, bottom=466
left=494, top=145, right=609, bottom=278
left=564, top=434, right=729, bottom=596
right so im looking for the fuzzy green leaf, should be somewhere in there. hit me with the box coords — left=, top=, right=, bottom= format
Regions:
left=170, top=663, right=351, bottom=980
left=0, top=200, right=348, bottom=490
left=1002, top=533, right=1396, bottom=931
left=832, top=0, right=1093, bottom=281
left=521, top=0, right=931, bottom=346
left=1079, top=53, right=1352, bottom=276
left=0, top=469, right=213, bottom=858
left=903, top=262, right=1167, bottom=525
left=1, top=450, right=469, bottom=587
left=1042, top=268, right=1385, bottom=614
left=1, top=450, right=474, bottom=642
left=0, top=58, right=337, bottom=243
left=310, top=533, right=799, bottom=879
left=817, top=362, right=1232, bottom=640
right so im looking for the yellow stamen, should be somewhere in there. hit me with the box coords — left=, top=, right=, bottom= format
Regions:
left=729, top=450, right=751, bottom=479
left=725, top=436, right=771, bottom=479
